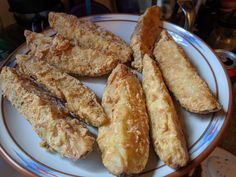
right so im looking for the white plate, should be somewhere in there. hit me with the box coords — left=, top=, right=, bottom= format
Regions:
left=0, top=14, right=232, bottom=177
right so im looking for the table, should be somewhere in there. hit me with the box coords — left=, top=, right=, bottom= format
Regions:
left=219, top=82, right=236, bottom=155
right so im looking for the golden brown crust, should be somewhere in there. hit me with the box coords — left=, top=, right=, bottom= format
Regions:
left=130, top=6, right=161, bottom=71
left=97, top=64, right=149, bottom=175
left=48, top=12, right=132, bottom=64
left=142, top=55, right=189, bottom=168
left=16, top=54, right=108, bottom=127
left=153, top=30, right=222, bottom=114
left=0, top=67, right=95, bottom=160
left=24, top=30, right=119, bottom=77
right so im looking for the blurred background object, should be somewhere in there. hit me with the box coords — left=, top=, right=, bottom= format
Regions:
left=115, top=0, right=153, bottom=14
left=138, top=0, right=153, bottom=13
left=0, top=0, right=235, bottom=63
left=215, top=49, right=236, bottom=77
left=0, top=15, right=17, bottom=61
left=115, top=0, right=140, bottom=13
left=70, top=0, right=111, bottom=17
left=207, top=9, right=236, bottom=52
left=8, top=0, right=64, bottom=32
left=195, top=0, right=236, bottom=52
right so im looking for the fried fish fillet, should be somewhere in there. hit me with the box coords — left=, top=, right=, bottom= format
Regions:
left=16, top=54, right=108, bottom=127
left=97, top=64, right=149, bottom=175
left=0, top=67, right=95, bottom=159
left=142, top=55, right=189, bottom=168
left=24, top=30, right=119, bottom=77
left=48, top=12, right=132, bottom=63
left=130, top=6, right=161, bottom=71
left=153, top=30, right=221, bottom=113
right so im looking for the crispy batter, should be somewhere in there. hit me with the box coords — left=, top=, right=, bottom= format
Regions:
left=142, top=55, right=189, bottom=168
left=97, top=64, right=149, bottom=175
left=16, top=54, right=108, bottom=127
left=48, top=12, right=132, bottom=63
left=130, top=6, right=161, bottom=71
left=24, top=30, right=119, bottom=77
left=153, top=30, right=221, bottom=113
left=0, top=67, right=95, bottom=159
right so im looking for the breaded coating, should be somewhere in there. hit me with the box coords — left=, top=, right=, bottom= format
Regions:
left=97, top=64, right=149, bottom=175
left=16, top=54, right=108, bottom=127
left=142, top=55, right=189, bottom=168
left=24, top=30, right=119, bottom=77
left=0, top=67, right=95, bottom=159
left=130, top=6, right=161, bottom=71
left=153, top=30, right=221, bottom=114
left=48, top=12, right=132, bottom=63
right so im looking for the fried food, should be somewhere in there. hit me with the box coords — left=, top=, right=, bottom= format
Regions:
left=16, top=54, right=108, bottom=127
left=0, top=67, right=95, bottom=159
left=48, top=12, right=132, bottom=63
left=153, top=30, right=221, bottom=113
left=130, top=6, right=161, bottom=71
left=142, top=55, right=189, bottom=168
left=24, top=30, right=119, bottom=77
left=97, top=64, right=149, bottom=175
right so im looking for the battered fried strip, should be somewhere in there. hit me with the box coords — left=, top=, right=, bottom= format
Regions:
left=16, top=54, right=108, bottom=127
left=0, top=67, right=95, bottom=159
left=142, top=55, right=189, bottom=168
left=97, top=64, right=149, bottom=175
left=48, top=12, right=132, bottom=63
left=131, top=6, right=161, bottom=71
left=153, top=30, right=221, bottom=113
left=24, top=30, right=119, bottom=77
